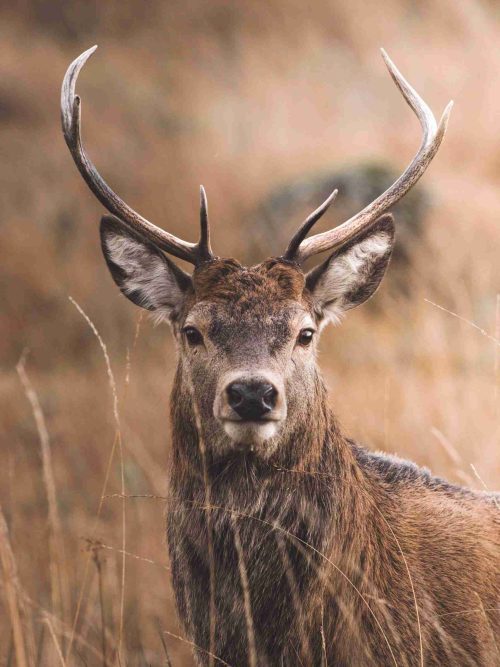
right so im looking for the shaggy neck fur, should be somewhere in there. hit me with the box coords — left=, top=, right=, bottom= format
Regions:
left=166, top=362, right=380, bottom=665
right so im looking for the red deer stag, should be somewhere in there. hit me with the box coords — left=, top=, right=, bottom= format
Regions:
left=62, top=47, right=499, bottom=666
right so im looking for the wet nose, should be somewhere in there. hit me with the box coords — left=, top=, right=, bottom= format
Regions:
left=226, top=380, right=278, bottom=421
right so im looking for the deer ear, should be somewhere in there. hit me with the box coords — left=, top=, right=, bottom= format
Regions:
left=305, top=215, right=395, bottom=324
left=100, top=215, right=192, bottom=322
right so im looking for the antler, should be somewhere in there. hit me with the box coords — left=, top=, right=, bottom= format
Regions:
left=61, top=46, right=214, bottom=265
left=283, top=49, right=453, bottom=263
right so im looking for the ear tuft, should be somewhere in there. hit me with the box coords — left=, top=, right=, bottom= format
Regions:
left=306, top=214, right=395, bottom=324
left=100, top=215, right=191, bottom=322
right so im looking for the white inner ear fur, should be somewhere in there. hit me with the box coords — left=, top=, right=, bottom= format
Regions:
left=313, top=231, right=392, bottom=325
left=105, top=234, right=185, bottom=321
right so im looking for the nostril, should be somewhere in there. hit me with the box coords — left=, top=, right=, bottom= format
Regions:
left=262, top=384, right=278, bottom=409
left=226, top=382, right=245, bottom=409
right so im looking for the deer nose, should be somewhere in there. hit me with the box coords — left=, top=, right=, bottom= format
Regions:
left=226, top=380, right=278, bottom=421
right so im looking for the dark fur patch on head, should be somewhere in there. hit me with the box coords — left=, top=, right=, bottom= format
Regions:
left=192, top=259, right=243, bottom=301
left=258, top=258, right=306, bottom=299
left=192, top=258, right=306, bottom=310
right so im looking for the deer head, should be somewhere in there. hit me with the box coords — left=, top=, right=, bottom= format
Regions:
left=62, top=47, right=451, bottom=460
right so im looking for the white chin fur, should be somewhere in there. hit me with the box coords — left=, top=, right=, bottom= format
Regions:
left=223, top=421, right=279, bottom=446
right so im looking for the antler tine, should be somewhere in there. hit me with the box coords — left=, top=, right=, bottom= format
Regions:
left=286, top=50, right=453, bottom=264
left=61, top=46, right=214, bottom=265
left=198, top=185, right=214, bottom=262
left=283, top=189, right=338, bottom=261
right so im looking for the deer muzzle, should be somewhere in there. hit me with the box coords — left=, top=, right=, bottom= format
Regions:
left=214, top=371, right=287, bottom=448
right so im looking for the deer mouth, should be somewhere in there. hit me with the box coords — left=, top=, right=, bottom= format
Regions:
left=221, top=418, right=282, bottom=447
left=222, top=416, right=281, bottom=423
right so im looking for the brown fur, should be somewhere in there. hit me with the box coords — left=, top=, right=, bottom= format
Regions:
left=166, top=262, right=499, bottom=666
left=99, top=216, right=499, bottom=666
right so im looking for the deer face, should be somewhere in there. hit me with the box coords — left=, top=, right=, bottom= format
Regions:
left=180, top=258, right=315, bottom=455
left=100, top=215, right=394, bottom=458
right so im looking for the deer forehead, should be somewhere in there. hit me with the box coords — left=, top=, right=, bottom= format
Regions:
left=192, top=258, right=308, bottom=304
left=183, top=259, right=314, bottom=349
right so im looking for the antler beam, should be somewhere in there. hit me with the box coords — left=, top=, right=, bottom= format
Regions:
left=61, top=46, right=214, bottom=265
left=284, top=49, right=453, bottom=263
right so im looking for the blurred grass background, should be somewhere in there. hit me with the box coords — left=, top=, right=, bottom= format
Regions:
left=1, top=0, right=499, bottom=664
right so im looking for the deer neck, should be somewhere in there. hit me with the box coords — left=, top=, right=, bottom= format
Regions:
left=167, top=364, right=374, bottom=661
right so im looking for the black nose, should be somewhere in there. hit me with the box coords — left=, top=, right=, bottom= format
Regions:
left=226, top=380, right=278, bottom=421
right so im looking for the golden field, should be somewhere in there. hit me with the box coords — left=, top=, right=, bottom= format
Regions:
left=1, top=0, right=499, bottom=664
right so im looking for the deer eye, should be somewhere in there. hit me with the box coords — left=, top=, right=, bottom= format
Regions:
left=182, top=326, right=203, bottom=346
left=297, top=328, right=315, bottom=346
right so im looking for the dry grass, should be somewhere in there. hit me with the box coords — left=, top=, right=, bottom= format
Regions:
left=1, top=0, right=499, bottom=664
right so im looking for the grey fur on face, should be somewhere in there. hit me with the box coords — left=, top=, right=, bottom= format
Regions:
left=101, top=215, right=394, bottom=458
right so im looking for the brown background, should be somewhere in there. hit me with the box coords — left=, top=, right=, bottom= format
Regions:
left=1, top=1, right=499, bottom=664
